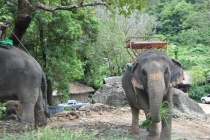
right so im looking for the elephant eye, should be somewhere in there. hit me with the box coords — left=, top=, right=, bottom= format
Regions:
left=142, top=69, right=147, bottom=77
left=164, top=68, right=169, bottom=75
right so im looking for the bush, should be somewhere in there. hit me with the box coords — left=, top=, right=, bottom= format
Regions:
left=189, top=84, right=210, bottom=100
left=0, top=102, right=7, bottom=119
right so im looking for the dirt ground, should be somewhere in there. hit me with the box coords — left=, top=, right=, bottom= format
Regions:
left=47, top=104, right=210, bottom=140
left=0, top=103, right=209, bottom=140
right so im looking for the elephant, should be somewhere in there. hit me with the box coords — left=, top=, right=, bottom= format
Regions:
left=121, top=50, right=184, bottom=140
left=0, top=46, right=49, bottom=129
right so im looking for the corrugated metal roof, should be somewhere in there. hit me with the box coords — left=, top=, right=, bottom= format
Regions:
left=69, top=83, right=95, bottom=94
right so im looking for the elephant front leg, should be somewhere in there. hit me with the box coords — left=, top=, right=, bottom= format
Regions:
left=160, top=115, right=172, bottom=140
left=130, top=107, right=140, bottom=134
left=160, top=108, right=172, bottom=140
left=160, top=96, right=173, bottom=140
left=145, top=111, right=160, bottom=140
left=146, top=123, right=160, bottom=140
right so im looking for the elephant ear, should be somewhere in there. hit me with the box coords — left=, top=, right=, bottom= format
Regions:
left=170, top=59, right=185, bottom=87
left=131, top=61, right=144, bottom=89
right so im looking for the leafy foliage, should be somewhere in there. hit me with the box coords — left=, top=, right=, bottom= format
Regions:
left=0, top=102, right=7, bottom=119
left=189, top=84, right=210, bottom=100
left=22, top=7, right=101, bottom=98
left=140, top=101, right=172, bottom=128
left=23, top=10, right=84, bottom=98
left=190, top=66, right=206, bottom=84
left=106, top=0, right=148, bottom=16
left=80, top=17, right=130, bottom=88
left=141, top=118, right=152, bottom=128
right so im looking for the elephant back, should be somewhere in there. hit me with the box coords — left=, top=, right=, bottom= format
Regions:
left=0, top=47, right=42, bottom=89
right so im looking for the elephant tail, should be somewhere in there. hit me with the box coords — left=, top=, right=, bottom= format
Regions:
left=42, top=73, right=51, bottom=118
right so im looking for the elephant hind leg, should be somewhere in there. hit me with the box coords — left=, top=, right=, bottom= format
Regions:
left=34, top=92, right=47, bottom=127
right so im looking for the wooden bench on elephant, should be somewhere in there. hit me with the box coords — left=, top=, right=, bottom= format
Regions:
left=125, top=36, right=168, bottom=62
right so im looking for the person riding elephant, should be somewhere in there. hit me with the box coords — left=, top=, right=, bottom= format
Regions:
left=0, top=18, right=10, bottom=43
left=122, top=50, right=184, bottom=140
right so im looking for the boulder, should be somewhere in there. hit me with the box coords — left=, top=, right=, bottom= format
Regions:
left=6, top=100, right=22, bottom=118
left=92, top=81, right=207, bottom=118
left=172, top=88, right=206, bottom=119
left=92, top=82, right=128, bottom=108
left=78, top=103, right=115, bottom=112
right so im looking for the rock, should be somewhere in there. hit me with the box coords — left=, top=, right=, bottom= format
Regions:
left=85, top=110, right=91, bottom=116
left=69, top=111, right=80, bottom=118
left=172, top=88, right=206, bottom=119
left=78, top=104, right=94, bottom=111
left=78, top=103, right=115, bottom=112
left=92, top=82, right=128, bottom=108
left=91, top=80, right=207, bottom=119
left=54, top=111, right=80, bottom=120
left=6, top=100, right=22, bottom=118
left=91, top=103, right=114, bottom=112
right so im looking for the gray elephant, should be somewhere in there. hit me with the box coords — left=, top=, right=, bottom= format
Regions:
left=0, top=46, right=48, bottom=128
left=122, top=50, right=184, bottom=140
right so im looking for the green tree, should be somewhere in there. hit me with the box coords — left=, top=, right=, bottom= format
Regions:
left=4, top=0, right=148, bottom=46
left=81, top=18, right=129, bottom=88
left=22, top=7, right=98, bottom=103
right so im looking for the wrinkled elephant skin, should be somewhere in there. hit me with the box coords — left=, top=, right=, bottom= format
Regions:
left=122, top=50, right=184, bottom=140
left=0, top=47, right=48, bottom=129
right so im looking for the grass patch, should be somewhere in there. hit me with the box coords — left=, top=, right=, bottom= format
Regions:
left=1, top=126, right=96, bottom=140
left=0, top=125, right=136, bottom=140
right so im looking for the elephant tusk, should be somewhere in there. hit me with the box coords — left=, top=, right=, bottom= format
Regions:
left=133, top=85, right=138, bottom=102
left=147, top=112, right=151, bottom=118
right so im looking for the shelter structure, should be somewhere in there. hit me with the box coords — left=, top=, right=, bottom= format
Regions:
left=52, top=90, right=62, bottom=104
left=176, top=72, right=192, bottom=93
left=69, top=83, right=95, bottom=102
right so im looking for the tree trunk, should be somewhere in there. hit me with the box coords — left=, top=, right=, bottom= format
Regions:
left=9, top=0, right=34, bottom=46
left=40, top=23, right=53, bottom=106
left=47, top=78, right=53, bottom=106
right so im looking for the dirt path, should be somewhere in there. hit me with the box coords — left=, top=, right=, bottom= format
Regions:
left=48, top=106, right=210, bottom=140
left=199, top=103, right=210, bottom=114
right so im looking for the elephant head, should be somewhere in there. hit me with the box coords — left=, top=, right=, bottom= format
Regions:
left=131, top=50, right=184, bottom=123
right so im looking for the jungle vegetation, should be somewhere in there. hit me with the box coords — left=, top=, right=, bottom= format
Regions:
left=1, top=0, right=210, bottom=103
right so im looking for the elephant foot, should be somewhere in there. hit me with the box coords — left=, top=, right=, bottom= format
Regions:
left=35, top=117, right=47, bottom=127
left=160, top=134, right=171, bottom=140
left=129, top=127, right=139, bottom=134
left=35, top=112, right=48, bottom=127
left=146, top=134, right=160, bottom=140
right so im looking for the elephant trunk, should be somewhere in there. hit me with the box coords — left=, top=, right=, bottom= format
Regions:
left=149, top=99, right=162, bottom=123
left=147, top=73, right=165, bottom=123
